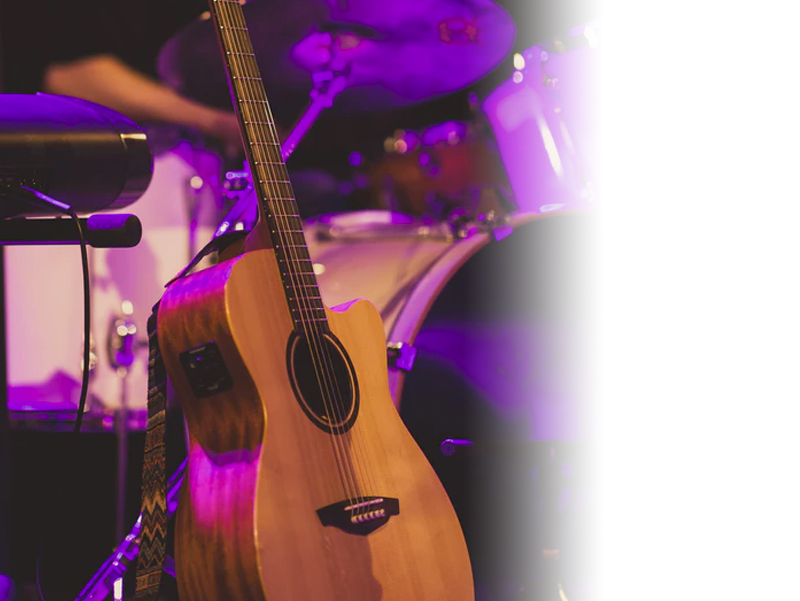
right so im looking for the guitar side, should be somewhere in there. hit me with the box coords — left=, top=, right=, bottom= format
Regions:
left=158, top=247, right=474, bottom=601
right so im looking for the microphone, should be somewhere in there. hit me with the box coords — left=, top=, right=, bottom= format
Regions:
left=0, top=94, right=153, bottom=218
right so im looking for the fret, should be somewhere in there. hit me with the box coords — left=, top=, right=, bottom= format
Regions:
left=282, top=279, right=319, bottom=289
left=253, top=171, right=288, bottom=179
left=279, top=256, right=314, bottom=268
left=269, top=216, right=304, bottom=230
left=250, top=141, right=283, bottom=151
left=286, top=274, right=320, bottom=286
left=251, top=145, right=283, bottom=159
left=269, top=197, right=299, bottom=206
left=290, top=312, right=327, bottom=320
left=264, top=193, right=296, bottom=202
left=238, top=105, right=270, bottom=121
left=278, top=256, right=313, bottom=266
left=226, top=51, right=255, bottom=57
left=277, top=247, right=311, bottom=260
left=267, top=208, right=301, bottom=218
left=277, top=231, right=307, bottom=242
left=252, top=158, right=284, bottom=168
left=263, top=222, right=304, bottom=233
left=270, top=208, right=300, bottom=216
left=292, top=300, right=324, bottom=308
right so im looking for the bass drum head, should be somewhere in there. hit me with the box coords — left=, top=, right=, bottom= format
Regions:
left=397, top=211, right=592, bottom=595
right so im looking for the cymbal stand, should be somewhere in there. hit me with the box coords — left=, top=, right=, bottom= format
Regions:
left=214, top=72, right=348, bottom=238
left=74, top=459, right=186, bottom=601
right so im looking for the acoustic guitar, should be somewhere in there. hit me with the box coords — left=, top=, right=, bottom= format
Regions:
left=156, top=1, right=474, bottom=599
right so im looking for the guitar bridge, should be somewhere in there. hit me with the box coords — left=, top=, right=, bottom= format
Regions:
left=317, top=496, right=400, bottom=535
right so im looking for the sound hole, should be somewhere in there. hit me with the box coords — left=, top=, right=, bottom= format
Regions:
left=287, top=332, right=359, bottom=434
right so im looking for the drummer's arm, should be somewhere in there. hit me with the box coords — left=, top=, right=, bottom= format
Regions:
left=42, top=54, right=242, bottom=154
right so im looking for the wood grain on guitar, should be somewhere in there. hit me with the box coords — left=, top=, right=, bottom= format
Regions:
left=155, top=0, right=474, bottom=599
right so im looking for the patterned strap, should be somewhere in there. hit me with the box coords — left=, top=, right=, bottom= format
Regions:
left=135, top=306, right=168, bottom=599
left=134, top=230, right=248, bottom=599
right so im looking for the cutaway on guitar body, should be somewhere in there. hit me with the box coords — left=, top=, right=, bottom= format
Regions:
left=157, top=246, right=473, bottom=600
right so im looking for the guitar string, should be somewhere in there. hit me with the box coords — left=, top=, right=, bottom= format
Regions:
left=224, top=0, right=383, bottom=517
left=215, top=0, right=357, bottom=506
left=214, top=0, right=365, bottom=512
left=233, top=6, right=386, bottom=521
left=215, top=0, right=360, bottom=512
left=212, top=0, right=357, bottom=506
left=221, top=4, right=368, bottom=515
left=223, top=0, right=386, bottom=515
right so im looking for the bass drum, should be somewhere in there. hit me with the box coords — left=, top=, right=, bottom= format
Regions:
left=309, top=208, right=590, bottom=594
left=389, top=208, right=590, bottom=599
left=307, top=208, right=589, bottom=440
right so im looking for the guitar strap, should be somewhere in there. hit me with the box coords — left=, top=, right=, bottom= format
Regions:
left=135, top=229, right=248, bottom=600
left=134, top=306, right=168, bottom=600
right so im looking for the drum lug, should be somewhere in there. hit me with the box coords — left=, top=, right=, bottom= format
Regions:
left=386, top=342, right=417, bottom=373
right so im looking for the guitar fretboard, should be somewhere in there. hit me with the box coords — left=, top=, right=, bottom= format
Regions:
left=209, top=0, right=328, bottom=330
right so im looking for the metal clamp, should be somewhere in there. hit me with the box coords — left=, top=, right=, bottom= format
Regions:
left=386, top=342, right=417, bottom=373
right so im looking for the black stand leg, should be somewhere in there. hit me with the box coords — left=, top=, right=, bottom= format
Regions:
left=0, top=246, right=16, bottom=600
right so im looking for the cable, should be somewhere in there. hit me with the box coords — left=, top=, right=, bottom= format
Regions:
left=68, top=207, right=91, bottom=435
left=16, top=188, right=92, bottom=600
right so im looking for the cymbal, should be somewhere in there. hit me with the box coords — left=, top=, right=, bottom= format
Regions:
left=157, top=0, right=515, bottom=116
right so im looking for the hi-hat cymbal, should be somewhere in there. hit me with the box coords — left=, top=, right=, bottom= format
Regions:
left=157, top=0, right=515, bottom=117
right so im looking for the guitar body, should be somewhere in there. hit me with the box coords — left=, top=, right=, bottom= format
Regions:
left=159, top=246, right=474, bottom=601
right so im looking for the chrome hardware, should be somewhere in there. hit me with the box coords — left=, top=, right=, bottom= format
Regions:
left=107, top=300, right=139, bottom=377
left=387, top=342, right=417, bottom=373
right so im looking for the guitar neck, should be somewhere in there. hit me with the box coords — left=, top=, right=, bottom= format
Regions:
left=208, top=0, right=327, bottom=332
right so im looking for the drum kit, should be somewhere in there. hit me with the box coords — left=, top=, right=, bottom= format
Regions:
left=7, top=1, right=598, bottom=597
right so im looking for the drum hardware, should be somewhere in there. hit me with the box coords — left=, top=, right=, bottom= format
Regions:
left=107, top=302, right=140, bottom=378
left=105, top=301, right=140, bottom=548
left=215, top=73, right=348, bottom=238
left=310, top=211, right=455, bottom=243
left=445, top=209, right=515, bottom=242
left=74, top=459, right=186, bottom=601
left=440, top=438, right=474, bottom=456
left=184, top=169, right=210, bottom=262
left=386, top=342, right=418, bottom=373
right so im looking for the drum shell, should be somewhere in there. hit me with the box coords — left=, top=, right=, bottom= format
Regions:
left=5, top=143, right=223, bottom=416
left=366, top=122, right=509, bottom=217
left=307, top=210, right=590, bottom=442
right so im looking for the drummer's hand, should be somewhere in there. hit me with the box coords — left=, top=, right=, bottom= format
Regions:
left=209, top=110, right=244, bottom=158
left=209, top=110, right=288, bottom=160
left=292, top=31, right=335, bottom=72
